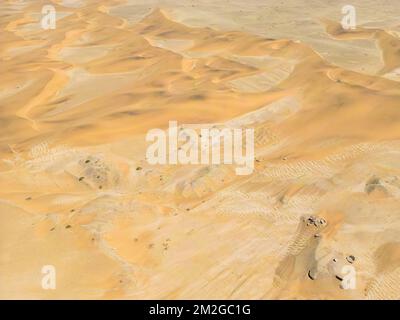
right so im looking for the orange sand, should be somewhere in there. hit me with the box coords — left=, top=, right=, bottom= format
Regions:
left=1, top=0, right=400, bottom=299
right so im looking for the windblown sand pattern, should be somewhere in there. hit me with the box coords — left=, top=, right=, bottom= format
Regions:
left=1, top=0, right=400, bottom=299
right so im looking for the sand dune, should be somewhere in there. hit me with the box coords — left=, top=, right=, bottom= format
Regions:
left=1, top=0, right=400, bottom=299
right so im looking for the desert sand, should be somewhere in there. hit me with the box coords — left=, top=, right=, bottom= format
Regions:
left=1, top=0, right=400, bottom=299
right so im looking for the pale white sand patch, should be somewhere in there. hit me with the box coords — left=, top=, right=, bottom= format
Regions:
left=59, top=45, right=116, bottom=64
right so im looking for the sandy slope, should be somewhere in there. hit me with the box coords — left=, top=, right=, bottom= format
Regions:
left=1, top=0, right=400, bottom=299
